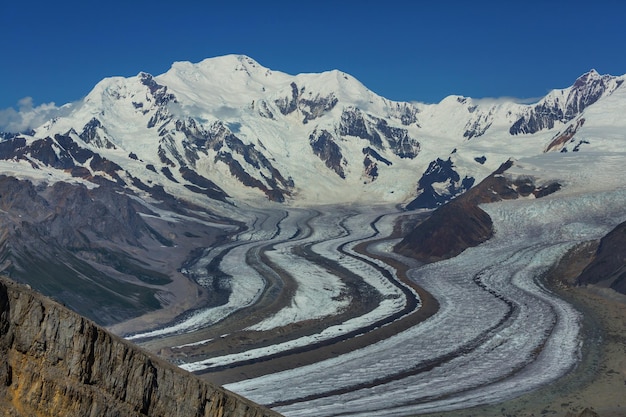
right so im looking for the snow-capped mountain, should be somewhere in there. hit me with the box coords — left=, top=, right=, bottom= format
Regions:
left=2, top=56, right=626, bottom=417
left=0, top=55, right=624, bottom=209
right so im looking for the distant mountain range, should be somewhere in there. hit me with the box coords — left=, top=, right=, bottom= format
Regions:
left=0, top=55, right=623, bottom=209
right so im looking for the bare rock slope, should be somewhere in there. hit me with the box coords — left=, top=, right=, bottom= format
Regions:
left=0, top=277, right=282, bottom=417
left=577, top=220, right=626, bottom=295
left=395, top=160, right=561, bottom=262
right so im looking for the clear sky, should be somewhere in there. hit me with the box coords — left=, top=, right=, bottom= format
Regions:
left=1, top=0, right=625, bottom=122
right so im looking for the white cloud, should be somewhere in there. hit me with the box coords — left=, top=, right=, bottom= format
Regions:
left=411, top=95, right=543, bottom=107
left=468, top=96, right=543, bottom=106
left=0, top=97, right=75, bottom=133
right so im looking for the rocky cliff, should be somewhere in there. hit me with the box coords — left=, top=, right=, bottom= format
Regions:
left=0, top=277, right=283, bottom=417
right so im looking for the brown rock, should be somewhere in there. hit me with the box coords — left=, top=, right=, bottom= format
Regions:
left=395, top=160, right=516, bottom=262
left=0, top=277, right=283, bottom=417
left=395, top=160, right=561, bottom=262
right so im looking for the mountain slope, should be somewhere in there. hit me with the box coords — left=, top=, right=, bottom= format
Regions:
left=0, top=172, right=235, bottom=326
left=395, top=160, right=562, bottom=262
left=577, top=220, right=626, bottom=294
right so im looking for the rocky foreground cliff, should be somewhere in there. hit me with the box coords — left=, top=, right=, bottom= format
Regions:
left=0, top=277, right=282, bottom=417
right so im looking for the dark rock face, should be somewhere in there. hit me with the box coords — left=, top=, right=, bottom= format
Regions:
left=300, top=93, right=338, bottom=124
left=394, top=103, right=419, bottom=126
left=362, top=147, right=392, bottom=182
left=374, top=118, right=420, bottom=159
left=79, top=117, right=117, bottom=149
left=339, top=107, right=383, bottom=148
left=463, top=112, right=493, bottom=139
left=406, top=158, right=474, bottom=210
left=176, top=120, right=292, bottom=201
left=510, top=71, right=622, bottom=135
left=0, top=133, right=125, bottom=186
left=309, top=129, right=346, bottom=178
left=396, top=160, right=562, bottom=262
left=577, top=221, right=626, bottom=294
left=510, top=101, right=565, bottom=135
left=256, top=100, right=275, bottom=119
left=566, top=71, right=622, bottom=117
left=140, top=72, right=177, bottom=130
left=158, top=143, right=177, bottom=167
left=180, top=167, right=230, bottom=202
left=338, top=107, right=420, bottom=158
left=363, top=155, right=379, bottom=181
left=275, top=82, right=300, bottom=116
left=362, top=146, right=392, bottom=167
left=215, top=152, right=287, bottom=202
left=0, top=278, right=283, bottom=417
left=175, top=118, right=221, bottom=150
left=140, top=72, right=177, bottom=106
left=274, top=82, right=338, bottom=123
left=0, top=136, right=27, bottom=160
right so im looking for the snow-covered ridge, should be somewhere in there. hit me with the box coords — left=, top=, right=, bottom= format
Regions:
left=2, top=55, right=625, bottom=208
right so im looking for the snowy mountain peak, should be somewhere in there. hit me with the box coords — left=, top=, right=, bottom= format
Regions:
left=3, top=57, right=625, bottom=209
left=508, top=70, right=624, bottom=135
left=573, top=68, right=601, bottom=87
left=168, top=54, right=271, bottom=80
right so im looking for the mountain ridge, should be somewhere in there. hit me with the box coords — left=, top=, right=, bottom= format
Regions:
left=1, top=55, right=623, bottom=209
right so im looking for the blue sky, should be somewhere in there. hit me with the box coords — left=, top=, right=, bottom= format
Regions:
left=1, top=0, right=625, bottom=120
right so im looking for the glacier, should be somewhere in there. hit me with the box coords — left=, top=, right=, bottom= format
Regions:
left=0, top=55, right=625, bottom=416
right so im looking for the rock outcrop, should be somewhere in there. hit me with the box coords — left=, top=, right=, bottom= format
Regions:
left=405, top=157, right=475, bottom=210
left=396, top=160, right=561, bottom=262
left=0, top=277, right=283, bottom=417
